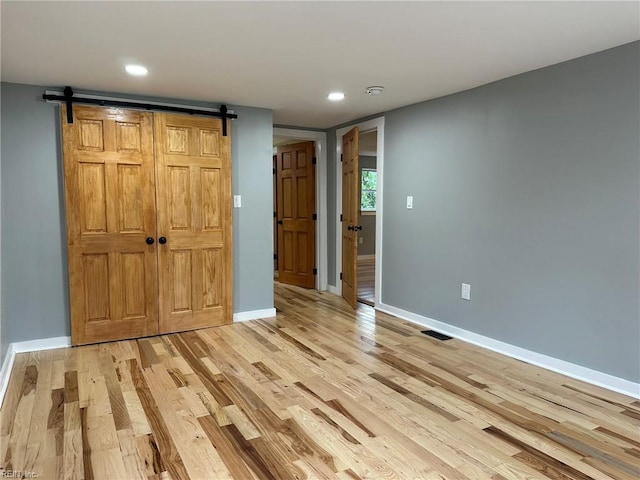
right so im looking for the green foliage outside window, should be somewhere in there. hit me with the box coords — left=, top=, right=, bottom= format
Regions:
left=361, top=169, right=377, bottom=211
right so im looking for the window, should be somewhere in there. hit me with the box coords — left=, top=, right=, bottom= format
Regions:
left=360, top=168, right=377, bottom=212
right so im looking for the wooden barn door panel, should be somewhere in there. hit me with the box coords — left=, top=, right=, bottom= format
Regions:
left=155, top=113, right=233, bottom=333
left=62, top=105, right=159, bottom=345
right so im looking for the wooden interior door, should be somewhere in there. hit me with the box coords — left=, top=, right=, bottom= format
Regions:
left=341, top=127, right=359, bottom=308
left=62, top=105, right=159, bottom=345
left=276, top=141, right=316, bottom=288
left=155, top=113, right=233, bottom=333
left=273, top=154, right=278, bottom=272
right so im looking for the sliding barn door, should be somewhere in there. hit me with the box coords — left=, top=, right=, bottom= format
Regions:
left=155, top=113, right=233, bottom=333
left=276, top=141, right=316, bottom=288
left=341, top=127, right=359, bottom=308
left=62, top=106, right=159, bottom=345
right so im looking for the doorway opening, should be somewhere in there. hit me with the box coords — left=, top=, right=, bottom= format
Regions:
left=272, top=128, right=328, bottom=292
left=335, top=117, right=385, bottom=308
left=356, top=130, right=377, bottom=306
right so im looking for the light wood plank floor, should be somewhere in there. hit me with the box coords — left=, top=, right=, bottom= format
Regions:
left=357, top=257, right=375, bottom=306
left=1, top=283, right=639, bottom=479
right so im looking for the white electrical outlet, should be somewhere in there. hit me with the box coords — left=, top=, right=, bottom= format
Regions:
left=406, top=195, right=413, bottom=209
left=359, top=237, right=363, bottom=244
left=233, top=195, right=242, bottom=208
left=461, top=283, right=471, bottom=301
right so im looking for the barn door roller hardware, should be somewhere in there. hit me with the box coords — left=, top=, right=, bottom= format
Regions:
left=42, top=86, right=237, bottom=136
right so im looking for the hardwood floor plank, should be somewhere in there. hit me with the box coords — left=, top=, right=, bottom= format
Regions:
left=547, top=430, right=640, bottom=477
left=169, top=334, right=234, bottom=407
left=80, top=408, right=93, bottom=480
left=0, top=353, right=28, bottom=438
left=357, top=257, right=375, bottom=305
left=128, top=359, right=189, bottom=480
left=2, top=281, right=638, bottom=479
left=62, top=431, right=83, bottom=480
left=485, top=425, right=595, bottom=480
left=5, top=361, right=39, bottom=472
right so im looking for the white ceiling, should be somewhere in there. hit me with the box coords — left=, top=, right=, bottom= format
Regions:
left=2, top=1, right=638, bottom=129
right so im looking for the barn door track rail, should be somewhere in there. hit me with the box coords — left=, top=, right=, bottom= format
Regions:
left=42, top=86, right=237, bottom=136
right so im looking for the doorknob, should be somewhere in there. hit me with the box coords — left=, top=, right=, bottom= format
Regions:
left=354, top=225, right=362, bottom=231
left=145, top=237, right=155, bottom=245
left=347, top=225, right=354, bottom=231
left=277, top=220, right=283, bottom=225
left=158, top=237, right=167, bottom=244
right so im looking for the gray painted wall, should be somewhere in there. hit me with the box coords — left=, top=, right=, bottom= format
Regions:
left=381, top=42, right=639, bottom=382
left=358, top=155, right=377, bottom=256
left=231, top=106, right=274, bottom=311
left=0, top=83, right=273, bottom=361
left=0, top=87, right=3, bottom=363
left=1, top=84, right=68, bottom=362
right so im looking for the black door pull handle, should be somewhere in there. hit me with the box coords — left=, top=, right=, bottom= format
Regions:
left=158, top=237, right=167, bottom=244
left=146, top=237, right=155, bottom=245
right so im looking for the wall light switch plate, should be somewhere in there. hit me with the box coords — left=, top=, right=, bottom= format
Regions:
left=233, top=195, right=242, bottom=208
left=359, top=237, right=363, bottom=244
left=406, top=195, right=413, bottom=209
left=461, top=283, right=471, bottom=301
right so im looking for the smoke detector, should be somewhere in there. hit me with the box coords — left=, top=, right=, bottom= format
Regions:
left=365, top=86, right=384, bottom=95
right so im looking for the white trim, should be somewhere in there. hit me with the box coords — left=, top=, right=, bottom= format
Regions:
left=0, top=336, right=71, bottom=407
left=357, top=254, right=375, bottom=260
left=233, top=308, right=276, bottom=323
left=327, top=285, right=340, bottom=295
left=11, top=336, right=71, bottom=353
left=273, top=128, right=328, bottom=291
left=377, top=302, right=640, bottom=399
left=0, top=344, right=16, bottom=409
left=0, top=82, right=3, bottom=410
left=336, top=117, right=385, bottom=306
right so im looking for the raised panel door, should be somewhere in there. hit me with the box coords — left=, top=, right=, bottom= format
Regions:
left=62, top=105, right=159, bottom=344
left=155, top=113, right=233, bottom=333
left=341, top=127, right=359, bottom=308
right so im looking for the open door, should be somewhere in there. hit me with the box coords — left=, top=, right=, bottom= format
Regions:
left=273, top=154, right=278, bottom=272
left=276, top=141, right=316, bottom=288
left=341, top=127, right=359, bottom=308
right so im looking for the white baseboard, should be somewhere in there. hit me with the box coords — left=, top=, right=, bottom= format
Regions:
left=327, top=284, right=340, bottom=295
left=357, top=254, right=375, bottom=260
left=0, top=344, right=16, bottom=409
left=0, top=336, right=71, bottom=408
left=12, top=336, right=71, bottom=353
left=233, top=308, right=276, bottom=323
left=377, top=302, right=640, bottom=399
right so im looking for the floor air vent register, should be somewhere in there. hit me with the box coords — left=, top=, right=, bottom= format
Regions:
left=421, top=330, right=453, bottom=341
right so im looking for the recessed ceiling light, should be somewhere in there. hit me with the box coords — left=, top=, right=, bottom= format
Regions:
left=365, top=86, right=384, bottom=95
left=327, top=92, right=345, bottom=101
left=125, top=65, right=148, bottom=76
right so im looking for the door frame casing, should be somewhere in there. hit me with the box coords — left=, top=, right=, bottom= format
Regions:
left=335, top=117, right=385, bottom=307
left=273, top=128, right=328, bottom=291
